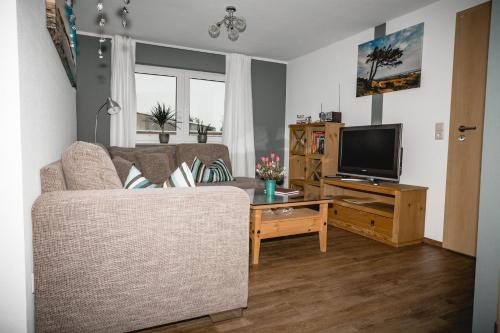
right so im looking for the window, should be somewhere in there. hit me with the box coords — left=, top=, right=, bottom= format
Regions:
left=135, top=72, right=177, bottom=132
left=135, top=65, right=225, bottom=144
left=189, top=79, right=225, bottom=134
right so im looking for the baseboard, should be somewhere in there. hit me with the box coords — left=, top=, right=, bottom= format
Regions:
left=209, top=308, right=243, bottom=323
left=423, top=237, right=443, bottom=248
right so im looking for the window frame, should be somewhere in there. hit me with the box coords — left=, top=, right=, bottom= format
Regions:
left=135, top=64, right=225, bottom=144
left=186, top=74, right=225, bottom=136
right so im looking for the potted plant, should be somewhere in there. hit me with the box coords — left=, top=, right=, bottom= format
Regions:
left=196, top=120, right=211, bottom=143
left=148, top=103, right=177, bottom=144
left=256, top=152, right=285, bottom=196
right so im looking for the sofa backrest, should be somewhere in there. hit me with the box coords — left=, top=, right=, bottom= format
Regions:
left=40, top=161, right=67, bottom=193
left=40, top=143, right=232, bottom=193
left=175, top=144, right=232, bottom=173
left=107, top=143, right=231, bottom=173
left=107, top=145, right=177, bottom=172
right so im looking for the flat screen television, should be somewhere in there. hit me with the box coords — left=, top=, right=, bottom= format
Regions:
left=338, top=124, right=403, bottom=182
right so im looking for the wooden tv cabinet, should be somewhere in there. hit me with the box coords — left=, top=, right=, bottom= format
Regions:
left=321, top=178, right=428, bottom=247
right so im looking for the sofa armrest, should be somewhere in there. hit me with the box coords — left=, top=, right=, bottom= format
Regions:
left=32, top=187, right=250, bottom=332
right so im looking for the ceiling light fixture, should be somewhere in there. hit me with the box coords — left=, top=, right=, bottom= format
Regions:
left=97, top=0, right=106, bottom=59
left=121, top=6, right=129, bottom=28
left=121, top=0, right=131, bottom=29
left=209, top=6, right=246, bottom=42
left=96, top=0, right=131, bottom=59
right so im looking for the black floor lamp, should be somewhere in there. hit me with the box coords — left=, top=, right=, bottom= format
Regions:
left=94, top=97, right=121, bottom=143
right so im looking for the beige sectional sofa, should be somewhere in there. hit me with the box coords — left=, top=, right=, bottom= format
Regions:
left=32, top=143, right=254, bottom=332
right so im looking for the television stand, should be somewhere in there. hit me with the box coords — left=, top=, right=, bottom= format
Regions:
left=320, top=178, right=428, bottom=247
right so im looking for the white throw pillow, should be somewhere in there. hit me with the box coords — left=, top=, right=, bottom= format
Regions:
left=124, top=165, right=156, bottom=189
left=163, top=162, right=196, bottom=188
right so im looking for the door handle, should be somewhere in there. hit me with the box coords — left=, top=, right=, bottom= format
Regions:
left=458, top=125, right=477, bottom=132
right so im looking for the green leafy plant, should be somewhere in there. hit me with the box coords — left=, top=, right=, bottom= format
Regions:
left=148, top=103, right=178, bottom=133
left=196, top=120, right=212, bottom=135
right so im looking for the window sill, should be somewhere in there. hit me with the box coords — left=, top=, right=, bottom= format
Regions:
left=136, top=131, right=177, bottom=135
left=189, top=132, right=223, bottom=137
left=136, top=132, right=223, bottom=145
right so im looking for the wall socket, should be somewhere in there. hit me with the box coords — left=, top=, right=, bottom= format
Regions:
left=435, top=122, right=445, bottom=140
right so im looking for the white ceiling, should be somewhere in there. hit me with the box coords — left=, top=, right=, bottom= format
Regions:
left=74, top=0, right=439, bottom=61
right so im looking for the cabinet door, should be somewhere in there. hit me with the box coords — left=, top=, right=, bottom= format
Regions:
left=290, top=126, right=306, bottom=155
left=331, top=205, right=393, bottom=238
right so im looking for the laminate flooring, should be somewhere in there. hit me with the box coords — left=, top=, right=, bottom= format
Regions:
left=142, top=227, right=475, bottom=333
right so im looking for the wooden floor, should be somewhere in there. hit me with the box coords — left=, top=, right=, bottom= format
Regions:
left=143, top=227, right=475, bottom=333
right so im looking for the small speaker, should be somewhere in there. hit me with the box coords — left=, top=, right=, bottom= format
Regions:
left=325, top=111, right=342, bottom=123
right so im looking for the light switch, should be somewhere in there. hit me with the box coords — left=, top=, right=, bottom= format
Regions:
left=435, top=122, right=444, bottom=140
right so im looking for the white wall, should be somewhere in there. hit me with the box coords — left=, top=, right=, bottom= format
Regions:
left=0, top=0, right=77, bottom=331
left=0, top=1, right=29, bottom=332
left=285, top=0, right=486, bottom=241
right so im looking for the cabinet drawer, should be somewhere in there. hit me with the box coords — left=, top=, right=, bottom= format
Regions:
left=329, top=205, right=393, bottom=237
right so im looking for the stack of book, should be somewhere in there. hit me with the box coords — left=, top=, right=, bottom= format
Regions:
left=275, top=188, right=301, bottom=196
left=311, top=131, right=325, bottom=154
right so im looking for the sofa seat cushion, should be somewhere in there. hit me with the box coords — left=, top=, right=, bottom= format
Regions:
left=61, top=141, right=122, bottom=190
left=197, top=177, right=262, bottom=190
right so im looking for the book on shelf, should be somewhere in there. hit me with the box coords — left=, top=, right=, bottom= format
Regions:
left=311, top=131, right=325, bottom=154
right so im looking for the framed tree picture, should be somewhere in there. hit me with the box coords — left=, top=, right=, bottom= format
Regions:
left=46, top=0, right=77, bottom=87
left=356, top=23, right=424, bottom=97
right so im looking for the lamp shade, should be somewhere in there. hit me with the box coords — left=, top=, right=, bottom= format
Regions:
left=106, top=97, right=121, bottom=115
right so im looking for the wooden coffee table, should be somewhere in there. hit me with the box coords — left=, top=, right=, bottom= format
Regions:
left=246, top=189, right=332, bottom=265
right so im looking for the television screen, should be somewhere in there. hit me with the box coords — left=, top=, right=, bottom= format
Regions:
left=338, top=124, right=402, bottom=181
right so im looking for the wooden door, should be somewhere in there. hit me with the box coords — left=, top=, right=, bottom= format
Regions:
left=443, top=2, right=491, bottom=257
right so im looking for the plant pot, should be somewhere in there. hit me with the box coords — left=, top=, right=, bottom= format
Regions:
left=197, top=134, right=208, bottom=143
left=159, top=133, right=169, bottom=144
left=265, top=179, right=277, bottom=196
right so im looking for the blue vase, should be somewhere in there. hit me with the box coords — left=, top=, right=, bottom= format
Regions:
left=265, top=179, right=276, bottom=196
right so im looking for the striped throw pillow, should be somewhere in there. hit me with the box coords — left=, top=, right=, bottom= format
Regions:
left=124, top=165, right=157, bottom=189
left=163, top=162, right=196, bottom=188
left=191, top=157, right=234, bottom=183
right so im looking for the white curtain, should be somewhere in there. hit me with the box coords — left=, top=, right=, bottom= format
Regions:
left=110, top=35, right=136, bottom=147
left=223, top=54, right=255, bottom=177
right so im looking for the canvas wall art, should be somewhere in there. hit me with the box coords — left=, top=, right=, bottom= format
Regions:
left=356, top=23, right=424, bottom=97
left=46, top=0, right=77, bottom=87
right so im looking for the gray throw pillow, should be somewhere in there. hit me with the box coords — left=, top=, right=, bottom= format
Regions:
left=108, top=149, right=138, bottom=165
left=112, top=156, right=133, bottom=185
left=135, top=151, right=172, bottom=185
left=61, top=141, right=122, bottom=190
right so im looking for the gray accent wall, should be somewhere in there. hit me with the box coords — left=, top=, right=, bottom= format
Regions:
left=77, top=35, right=112, bottom=144
left=252, top=60, right=287, bottom=161
left=76, top=35, right=286, bottom=161
left=371, top=23, right=386, bottom=125
left=473, top=0, right=500, bottom=331
left=136, top=43, right=225, bottom=74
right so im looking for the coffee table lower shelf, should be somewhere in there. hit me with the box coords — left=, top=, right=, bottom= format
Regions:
left=249, top=201, right=330, bottom=265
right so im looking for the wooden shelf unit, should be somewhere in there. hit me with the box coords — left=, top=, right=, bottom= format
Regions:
left=289, top=123, right=343, bottom=197
left=321, top=178, right=428, bottom=247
